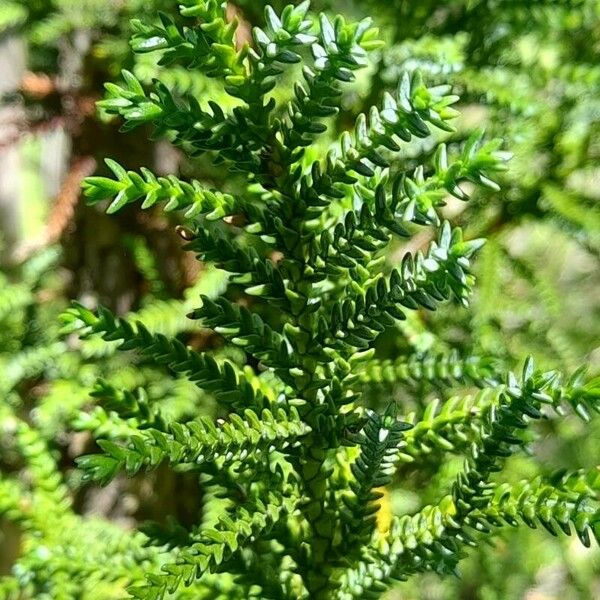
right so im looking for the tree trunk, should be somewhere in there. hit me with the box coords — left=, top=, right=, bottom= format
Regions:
left=0, top=34, right=25, bottom=267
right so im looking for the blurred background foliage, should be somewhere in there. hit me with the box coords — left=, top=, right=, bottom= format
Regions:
left=0, top=0, right=599, bottom=598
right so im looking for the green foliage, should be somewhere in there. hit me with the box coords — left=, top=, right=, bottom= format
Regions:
left=1, top=1, right=600, bottom=599
left=355, top=0, right=600, bottom=369
left=18, top=2, right=593, bottom=599
left=0, top=403, right=169, bottom=600
left=0, top=249, right=228, bottom=598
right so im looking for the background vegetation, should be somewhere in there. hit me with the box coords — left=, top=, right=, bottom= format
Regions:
left=0, top=1, right=599, bottom=598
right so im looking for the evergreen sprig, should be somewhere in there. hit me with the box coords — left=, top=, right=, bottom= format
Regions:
left=36, top=1, right=600, bottom=599
left=62, top=303, right=268, bottom=410
left=77, top=405, right=310, bottom=486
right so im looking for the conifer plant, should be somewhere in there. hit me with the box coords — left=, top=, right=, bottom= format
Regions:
left=59, top=1, right=600, bottom=598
